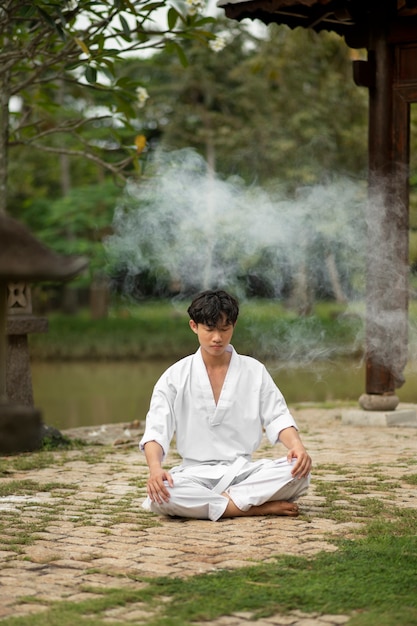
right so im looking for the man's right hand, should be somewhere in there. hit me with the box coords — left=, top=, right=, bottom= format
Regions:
left=147, top=467, right=174, bottom=504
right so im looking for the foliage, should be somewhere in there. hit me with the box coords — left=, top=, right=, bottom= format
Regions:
left=0, top=0, right=217, bottom=213
left=3, top=7, right=372, bottom=307
left=91, top=22, right=370, bottom=309
left=129, top=22, right=369, bottom=186
left=26, top=180, right=123, bottom=278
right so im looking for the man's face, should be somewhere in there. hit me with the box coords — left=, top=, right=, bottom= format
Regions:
left=189, top=314, right=235, bottom=358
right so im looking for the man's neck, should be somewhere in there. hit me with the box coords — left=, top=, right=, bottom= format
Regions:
left=201, top=348, right=232, bottom=369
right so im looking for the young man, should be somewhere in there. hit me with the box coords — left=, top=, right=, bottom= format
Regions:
left=140, top=289, right=312, bottom=521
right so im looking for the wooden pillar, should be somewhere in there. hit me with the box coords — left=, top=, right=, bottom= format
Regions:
left=361, top=15, right=412, bottom=408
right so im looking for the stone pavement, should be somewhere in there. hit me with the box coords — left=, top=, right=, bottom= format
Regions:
left=0, top=405, right=416, bottom=625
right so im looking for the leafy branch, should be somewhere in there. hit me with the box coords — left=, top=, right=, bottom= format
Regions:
left=0, top=0, right=217, bottom=211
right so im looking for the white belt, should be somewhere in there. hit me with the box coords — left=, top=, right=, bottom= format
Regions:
left=212, top=456, right=248, bottom=494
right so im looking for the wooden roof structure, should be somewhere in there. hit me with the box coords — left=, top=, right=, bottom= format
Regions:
left=218, top=0, right=417, bottom=406
left=219, top=0, right=417, bottom=48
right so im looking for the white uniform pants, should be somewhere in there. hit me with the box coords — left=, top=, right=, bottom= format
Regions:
left=142, top=457, right=311, bottom=521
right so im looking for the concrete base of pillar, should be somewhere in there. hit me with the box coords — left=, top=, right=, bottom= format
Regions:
left=358, top=393, right=400, bottom=411
left=0, top=403, right=43, bottom=454
left=342, top=407, right=417, bottom=427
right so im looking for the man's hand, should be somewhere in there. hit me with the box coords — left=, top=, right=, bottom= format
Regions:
left=278, top=426, right=312, bottom=479
left=286, top=444, right=312, bottom=479
left=143, top=441, right=174, bottom=504
left=147, top=467, right=174, bottom=504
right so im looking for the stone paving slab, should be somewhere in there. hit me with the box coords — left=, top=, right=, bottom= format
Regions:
left=0, top=405, right=416, bottom=625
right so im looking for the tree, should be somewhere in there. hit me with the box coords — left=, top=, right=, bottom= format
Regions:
left=104, top=22, right=369, bottom=309
left=0, top=0, right=217, bottom=215
left=124, top=22, right=368, bottom=187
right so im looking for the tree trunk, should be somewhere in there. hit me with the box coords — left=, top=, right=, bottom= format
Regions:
left=58, top=80, right=71, bottom=195
left=0, top=62, right=9, bottom=215
left=0, top=39, right=10, bottom=399
left=325, top=251, right=347, bottom=304
left=288, top=261, right=313, bottom=316
left=0, top=282, right=7, bottom=401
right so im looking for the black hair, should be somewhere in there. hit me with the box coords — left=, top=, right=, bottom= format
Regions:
left=187, top=290, right=239, bottom=327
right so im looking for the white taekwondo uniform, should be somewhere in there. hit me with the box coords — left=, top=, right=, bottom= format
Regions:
left=140, top=345, right=310, bottom=521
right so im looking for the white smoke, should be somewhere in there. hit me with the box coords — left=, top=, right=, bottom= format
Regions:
left=106, top=148, right=367, bottom=299
left=105, top=148, right=416, bottom=373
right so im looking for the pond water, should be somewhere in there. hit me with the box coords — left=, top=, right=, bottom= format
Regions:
left=32, top=359, right=417, bottom=431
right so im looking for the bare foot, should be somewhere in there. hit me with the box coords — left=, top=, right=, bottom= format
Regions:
left=221, top=497, right=299, bottom=518
left=261, top=500, right=299, bottom=517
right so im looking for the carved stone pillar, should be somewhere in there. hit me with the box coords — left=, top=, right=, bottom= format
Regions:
left=6, top=282, right=48, bottom=406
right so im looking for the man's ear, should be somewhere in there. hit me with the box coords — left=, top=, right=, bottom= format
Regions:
left=189, top=320, right=198, bottom=334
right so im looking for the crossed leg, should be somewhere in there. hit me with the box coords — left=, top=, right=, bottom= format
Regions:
left=220, top=458, right=309, bottom=518
left=221, top=494, right=299, bottom=518
left=143, top=458, right=309, bottom=521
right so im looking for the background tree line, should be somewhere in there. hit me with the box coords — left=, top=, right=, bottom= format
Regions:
left=3, top=4, right=417, bottom=312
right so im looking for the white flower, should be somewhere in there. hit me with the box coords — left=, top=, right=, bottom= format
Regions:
left=136, top=87, right=149, bottom=108
left=208, top=36, right=226, bottom=53
left=185, top=0, right=205, bottom=15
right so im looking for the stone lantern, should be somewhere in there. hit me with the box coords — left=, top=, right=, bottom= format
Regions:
left=0, top=212, right=88, bottom=453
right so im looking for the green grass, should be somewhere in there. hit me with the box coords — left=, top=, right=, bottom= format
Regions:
left=1, top=527, right=416, bottom=626
left=0, top=479, right=78, bottom=498
left=403, top=473, right=417, bottom=485
left=140, top=533, right=417, bottom=625
left=29, top=302, right=196, bottom=360
left=29, top=299, right=366, bottom=361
